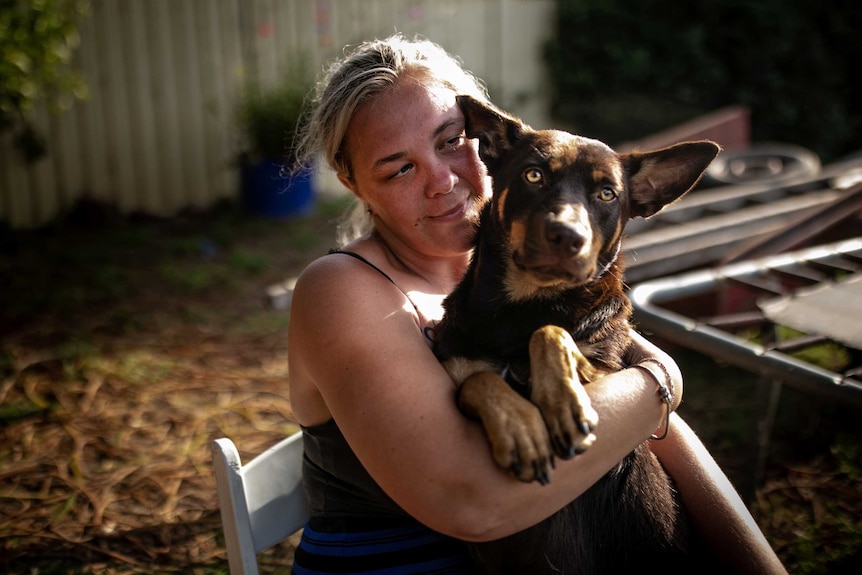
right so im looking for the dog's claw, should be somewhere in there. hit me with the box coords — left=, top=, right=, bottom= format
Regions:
left=551, top=434, right=575, bottom=460
left=579, top=420, right=592, bottom=436
left=510, top=457, right=522, bottom=478
left=534, top=461, right=550, bottom=485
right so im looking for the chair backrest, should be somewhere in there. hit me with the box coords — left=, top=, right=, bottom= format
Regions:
left=212, top=432, right=310, bottom=575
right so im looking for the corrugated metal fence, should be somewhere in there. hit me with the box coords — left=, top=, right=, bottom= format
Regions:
left=0, top=0, right=554, bottom=229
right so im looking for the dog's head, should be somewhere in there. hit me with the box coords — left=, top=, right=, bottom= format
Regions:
left=458, top=95, right=720, bottom=298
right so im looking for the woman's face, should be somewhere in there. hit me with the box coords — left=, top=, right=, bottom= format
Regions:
left=340, top=76, right=490, bottom=258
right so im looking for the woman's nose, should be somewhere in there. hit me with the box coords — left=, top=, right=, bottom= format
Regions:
left=427, top=159, right=457, bottom=196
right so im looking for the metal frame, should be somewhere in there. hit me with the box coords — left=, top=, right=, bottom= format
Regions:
left=629, top=238, right=862, bottom=408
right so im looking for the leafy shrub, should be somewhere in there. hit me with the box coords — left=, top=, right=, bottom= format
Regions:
left=0, top=0, right=89, bottom=162
left=238, top=65, right=313, bottom=163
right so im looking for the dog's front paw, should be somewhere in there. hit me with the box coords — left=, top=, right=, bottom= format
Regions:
left=540, top=394, right=599, bottom=460
left=457, top=371, right=556, bottom=484
left=485, top=399, right=556, bottom=484
left=529, top=325, right=600, bottom=459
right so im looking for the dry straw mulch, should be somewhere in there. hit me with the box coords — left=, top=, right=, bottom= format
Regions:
left=1, top=322, right=301, bottom=574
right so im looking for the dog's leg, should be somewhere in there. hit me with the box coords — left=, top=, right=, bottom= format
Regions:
left=457, top=371, right=556, bottom=484
left=529, top=325, right=599, bottom=460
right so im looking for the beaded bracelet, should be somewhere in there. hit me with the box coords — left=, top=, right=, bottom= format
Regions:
left=631, top=358, right=675, bottom=440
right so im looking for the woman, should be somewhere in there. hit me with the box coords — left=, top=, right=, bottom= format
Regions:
left=287, top=34, right=785, bottom=574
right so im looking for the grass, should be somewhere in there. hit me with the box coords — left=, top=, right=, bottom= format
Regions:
left=1, top=194, right=860, bottom=574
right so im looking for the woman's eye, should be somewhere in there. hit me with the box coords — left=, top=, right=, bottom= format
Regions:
left=442, top=134, right=465, bottom=151
left=390, top=163, right=414, bottom=179
left=598, top=187, right=617, bottom=201
left=524, top=168, right=543, bottom=184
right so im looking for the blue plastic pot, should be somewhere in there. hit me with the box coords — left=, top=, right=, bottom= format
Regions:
left=240, top=159, right=315, bottom=218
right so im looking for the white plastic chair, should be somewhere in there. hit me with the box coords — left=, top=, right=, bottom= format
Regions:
left=212, top=432, right=310, bottom=575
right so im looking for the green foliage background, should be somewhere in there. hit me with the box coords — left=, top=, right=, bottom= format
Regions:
left=238, top=65, right=313, bottom=163
left=544, top=0, right=862, bottom=162
left=0, top=0, right=89, bottom=161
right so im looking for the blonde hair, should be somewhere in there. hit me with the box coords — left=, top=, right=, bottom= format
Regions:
left=294, top=34, right=489, bottom=245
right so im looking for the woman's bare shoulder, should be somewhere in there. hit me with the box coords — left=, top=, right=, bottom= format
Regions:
left=289, top=247, right=425, bottom=377
left=294, top=250, right=356, bottom=286
left=293, top=249, right=401, bottom=314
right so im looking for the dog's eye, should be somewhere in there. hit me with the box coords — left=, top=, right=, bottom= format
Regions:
left=598, top=187, right=618, bottom=201
left=523, top=168, right=543, bottom=184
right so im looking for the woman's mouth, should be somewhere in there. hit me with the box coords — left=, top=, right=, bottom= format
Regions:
left=429, top=198, right=469, bottom=222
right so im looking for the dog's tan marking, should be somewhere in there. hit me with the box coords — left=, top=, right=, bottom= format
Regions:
left=505, top=219, right=556, bottom=301
left=442, top=356, right=500, bottom=386
left=544, top=132, right=581, bottom=173
left=548, top=156, right=567, bottom=173
left=611, top=219, right=624, bottom=249
left=591, top=166, right=621, bottom=188
left=496, top=186, right=508, bottom=223
left=508, top=218, right=526, bottom=254
left=504, top=260, right=571, bottom=302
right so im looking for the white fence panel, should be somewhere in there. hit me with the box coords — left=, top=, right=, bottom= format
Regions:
left=0, top=0, right=555, bottom=229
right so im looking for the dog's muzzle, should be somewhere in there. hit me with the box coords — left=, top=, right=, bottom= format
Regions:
left=513, top=210, right=598, bottom=285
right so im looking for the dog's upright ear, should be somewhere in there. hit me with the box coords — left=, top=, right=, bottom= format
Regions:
left=457, top=95, right=528, bottom=172
left=623, top=141, right=721, bottom=218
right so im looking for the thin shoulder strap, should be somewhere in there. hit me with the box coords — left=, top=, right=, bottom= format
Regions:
left=328, top=249, right=435, bottom=344
left=328, top=249, right=399, bottom=287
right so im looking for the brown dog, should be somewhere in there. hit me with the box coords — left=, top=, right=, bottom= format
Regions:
left=433, top=96, right=722, bottom=574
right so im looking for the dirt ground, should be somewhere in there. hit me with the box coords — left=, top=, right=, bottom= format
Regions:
left=1, top=196, right=860, bottom=574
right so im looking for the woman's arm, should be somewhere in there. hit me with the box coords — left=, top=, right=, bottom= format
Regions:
left=289, top=256, right=675, bottom=541
left=650, top=413, right=787, bottom=574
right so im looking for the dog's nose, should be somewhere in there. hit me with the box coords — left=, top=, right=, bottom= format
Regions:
left=546, top=221, right=588, bottom=255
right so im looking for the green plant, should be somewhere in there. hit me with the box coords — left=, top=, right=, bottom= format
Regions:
left=238, top=65, right=313, bottom=163
left=0, top=0, right=90, bottom=162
